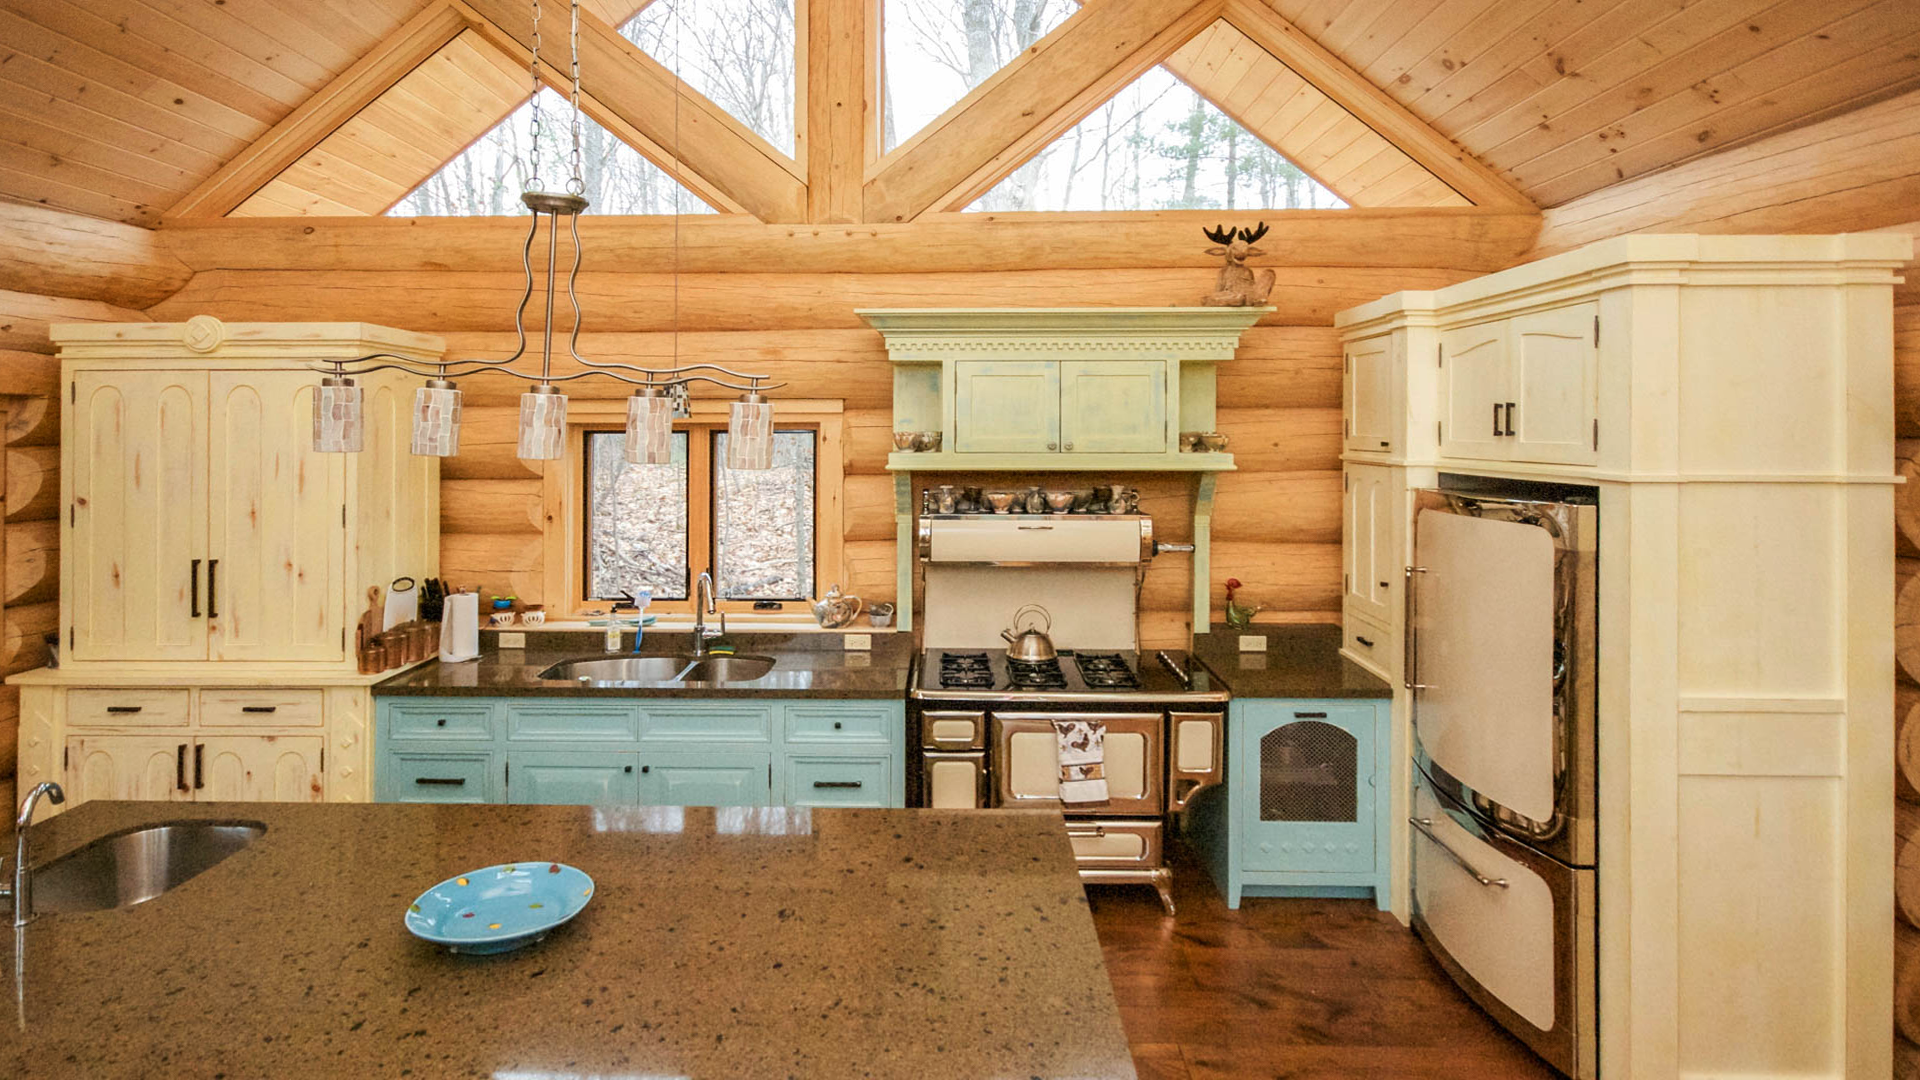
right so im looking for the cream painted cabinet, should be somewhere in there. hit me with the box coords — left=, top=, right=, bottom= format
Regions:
left=1058, top=360, right=1166, bottom=453
left=950, top=358, right=1172, bottom=455
left=198, top=735, right=324, bottom=802
left=953, top=361, right=1059, bottom=453
left=1344, top=334, right=1394, bottom=453
left=207, top=372, right=347, bottom=662
left=1343, top=463, right=1395, bottom=627
left=1438, top=321, right=1509, bottom=462
left=1437, top=304, right=1599, bottom=467
left=69, top=370, right=210, bottom=662
left=65, top=735, right=191, bottom=802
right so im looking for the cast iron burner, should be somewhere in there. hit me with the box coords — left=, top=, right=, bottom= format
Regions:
left=1073, top=652, right=1141, bottom=690
left=1006, top=656, right=1068, bottom=691
left=938, top=652, right=995, bottom=690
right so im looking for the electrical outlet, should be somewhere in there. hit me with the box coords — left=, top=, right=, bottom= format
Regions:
left=498, top=632, right=527, bottom=649
left=843, top=633, right=872, bottom=651
left=1238, top=634, right=1267, bottom=652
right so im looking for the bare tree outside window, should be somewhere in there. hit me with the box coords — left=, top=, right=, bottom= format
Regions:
left=623, top=0, right=797, bottom=155
left=883, top=0, right=1074, bottom=154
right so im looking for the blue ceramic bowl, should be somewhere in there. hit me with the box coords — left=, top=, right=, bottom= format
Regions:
left=405, top=862, right=595, bottom=955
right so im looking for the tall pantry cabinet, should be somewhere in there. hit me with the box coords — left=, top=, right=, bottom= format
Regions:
left=1336, top=235, right=1908, bottom=1080
left=12, top=318, right=441, bottom=814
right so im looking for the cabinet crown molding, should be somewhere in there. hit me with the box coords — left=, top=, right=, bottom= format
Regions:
left=859, top=307, right=1269, bottom=361
left=50, top=318, right=445, bottom=361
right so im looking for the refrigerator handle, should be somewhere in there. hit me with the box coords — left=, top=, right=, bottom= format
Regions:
left=1404, top=565, right=1430, bottom=691
left=1410, top=817, right=1509, bottom=888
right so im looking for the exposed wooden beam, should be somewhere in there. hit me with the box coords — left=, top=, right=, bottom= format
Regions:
left=862, top=0, right=1225, bottom=223
left=153, top=207, right=1540, bottom=275
left=1218, top=0, right=1532, bottom=211
left=803, top=0, right=874, bottom=223
left=0, top=201, right=191, bottom=307
left=164, top=0, right=479, bottom=221
left=463, top=0, right=807, bottom=222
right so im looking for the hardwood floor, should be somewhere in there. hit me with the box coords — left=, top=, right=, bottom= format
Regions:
left=1088, top=842, right=1558, bottom=1080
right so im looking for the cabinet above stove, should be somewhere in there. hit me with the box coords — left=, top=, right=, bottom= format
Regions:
left=859, top=307, right=1269, bottom=473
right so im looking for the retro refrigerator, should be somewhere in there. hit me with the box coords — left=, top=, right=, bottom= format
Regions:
left=1407, top=476, right=1598, bottom=1079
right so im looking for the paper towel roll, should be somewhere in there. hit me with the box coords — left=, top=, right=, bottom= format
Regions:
left=439, top=592, right=480, bottom=662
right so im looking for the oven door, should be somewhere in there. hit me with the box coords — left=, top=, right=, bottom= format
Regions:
left=920, top=750, right=989, bottom=809
left=991, top=712, right=1163, bottom=815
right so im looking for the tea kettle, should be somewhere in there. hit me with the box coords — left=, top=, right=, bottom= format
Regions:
left=810, top=584, right=864, bottom=629
left=1000, top=604, right=1056, bottom=662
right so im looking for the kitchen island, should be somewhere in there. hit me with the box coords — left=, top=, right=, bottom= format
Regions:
left=3, top=801, right=1135, bottom=1079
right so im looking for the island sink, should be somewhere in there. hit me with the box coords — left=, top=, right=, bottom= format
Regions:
left=29, top=821, right=266, bottom=916
left=538, top=654, right=778, bottom=685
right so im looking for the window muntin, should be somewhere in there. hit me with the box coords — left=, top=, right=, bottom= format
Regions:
left=882, top=0, right=1075, bottom=152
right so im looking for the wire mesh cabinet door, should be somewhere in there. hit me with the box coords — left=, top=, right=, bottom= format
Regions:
left=1238, top=702, right=1376, bottom=874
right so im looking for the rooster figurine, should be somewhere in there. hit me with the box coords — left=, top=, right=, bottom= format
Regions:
left=1223, top=577, right=1263, bottom=630
left=1202, top=222, right=1276, bottom=307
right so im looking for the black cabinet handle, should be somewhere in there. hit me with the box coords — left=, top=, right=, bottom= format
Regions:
left=623, top=765, right=633, bottom=773
left=241, top=706, right=277, bottom=714
left=1355, top=636, right=1374, bottom=648
left=813, top=780, right=863, bottom=789
left=1504, top=402, right=1516, bottom=437
left=193, top=743, right=204, bottom=790
left=640, top=765, right=650, bottom=774
left=106, top=705, right=142, bottom=714
left=832, top=722, right=842, bottom=730
left=1492, top=402, right=1502, bottom=436
left=414, top=777, right=466, bottom=786
left=1294, top=711, right=1328, bottom=719
left=436, top=718, right=447, bottom=727
left=176, top=743, right=188, bottom=792
left=190, top=559, right=202, bottom=617
left=207, top=559, right=219, bottom=618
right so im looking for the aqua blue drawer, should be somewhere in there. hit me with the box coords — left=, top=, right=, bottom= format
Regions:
left=785, top=705, right=898, bottom=744
left=385, top=703, right=495, bottom=740
left=640, top=704, right=773, bottom=743
left=507, top=703, right=642, bottom=741
left=786, top=755, right=892, bottom=808
left=385, top=751, right=493, bottom=802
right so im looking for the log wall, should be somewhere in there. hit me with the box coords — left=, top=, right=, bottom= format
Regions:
left=1526, top=93, right=1920, bottom=1077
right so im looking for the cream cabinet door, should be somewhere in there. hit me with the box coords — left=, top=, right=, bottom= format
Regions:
left=1058, top=361, right=1166, bottom=453
left=66, top=735, right=191, bottom=804
left=207, top=373, right=347, bottom=662
left=1438, top=321, right=1510, bottom=463
left=1508, top=303, right=1599, bottom=466
left=69, top=371, right=209, bottom=661
left=196, top=735, right=325, bottom=802
left=1343, top=465, right=1395, bottom=626
left=1344, top=334, right=1394, bottom=453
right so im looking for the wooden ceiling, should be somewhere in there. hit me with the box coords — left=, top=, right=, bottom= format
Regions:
left=1, top=0, right=1917, bottom=225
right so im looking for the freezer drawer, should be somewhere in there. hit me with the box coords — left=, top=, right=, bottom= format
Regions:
left=992, top=712, right=1163, bottom=815
left=1065, top=818, right=1163, bottom=870
left=1412, top=769, right=1595, bottom=1080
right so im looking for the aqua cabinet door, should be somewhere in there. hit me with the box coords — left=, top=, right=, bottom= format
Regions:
left=953, top=361, right=1060, bottom=453
left=1239, top=702, right=1376, bottom=874
left=1058, top=360, right=1166, bottom=453
left=507, top=751, right=639, bottom=805
left=638, top=752, right=771, bottom=806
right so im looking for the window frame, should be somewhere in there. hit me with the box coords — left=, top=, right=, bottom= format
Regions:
left=543, top=399, right=844, bottom=618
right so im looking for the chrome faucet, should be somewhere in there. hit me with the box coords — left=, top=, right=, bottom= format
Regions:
left=691, top=571, right=725, bottom=658
left=5, top=782, right=64, bottom=927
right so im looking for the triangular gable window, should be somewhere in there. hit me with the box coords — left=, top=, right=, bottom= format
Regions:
left=967, top=65, right=1345, bottom=212
left=621, top=0, right=797, bottom=155
left=882, top=0, right=1075, bottom=152
left=389, top=89, right=717, bottom=216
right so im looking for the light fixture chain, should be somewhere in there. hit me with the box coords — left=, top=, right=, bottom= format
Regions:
left=527, top=0, right=543, bottom=192
left=568, top=0, right=584, bottom=194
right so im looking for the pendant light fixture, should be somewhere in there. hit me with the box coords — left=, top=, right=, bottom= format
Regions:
left=310, top=0, right=781, bottom=466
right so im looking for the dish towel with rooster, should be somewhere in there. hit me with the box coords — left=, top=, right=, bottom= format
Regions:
left=1052, top=718, right=1110, bottom=805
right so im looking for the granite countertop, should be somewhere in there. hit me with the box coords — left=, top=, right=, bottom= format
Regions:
left=3, top=801, right=1135, bottom=1080
left=375, top=631, right=917, bottom=699
left=1189, top=623, right=1393, bottom=699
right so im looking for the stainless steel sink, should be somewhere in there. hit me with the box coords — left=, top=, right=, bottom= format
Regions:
left=30, top=821, right=267, bottom=915
left=540, top=656, right=697, bottom=682
left=538, top=654, right=778, bottom=684
left=682, top=655, right=777, bottom=683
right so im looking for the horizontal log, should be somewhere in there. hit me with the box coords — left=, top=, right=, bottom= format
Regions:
left=1899, top=1035, right=1920, bottom=1077
left=0, top=288, right=148, bottom=353
left=0, top=202, right=193, bottom=308
left=6, top=518, right=57, bottom=607
left=1212, top=408, right=1343, bottom=473
left=0, top=351, right=58, bottom=397
left=1901, top=558, right=1920, bottom=684
left=1903, top=684, right=1920, bottom=805
left=436, top=407, right=543, bottom=481
left=1901, top=921, right=1920, bottom=1045
left=842, top=474, right=897, bottom=543
left=0, top=687, right=15, bottom=783
left=5, top=444, right=58, bottom=523
left=841, top=538, right=896, bottom=605
left=3, top=600, right=56, bottom=676
left=438, top=533, right=545, bottom=606
left=1138, top=609, right=1193, bottom=651
left=1216, top=332, right=1343, bottom=410
left=1902, top=801, right=1920, bottom=932
left=156, top=209, right=1541, bottom=275
left=148, top=266, right=1474, bottom=331
left=5, top=394, right=59, bottom=448
left=1208, top=541, right=1342, bottom=614
left=842, top=408, right=894, bottom=475
left=1212, top=472, right=1343, bottom=544
left=1901, top=305, right=1920, bottom=438
left=441, top=479, right=544, bottom=535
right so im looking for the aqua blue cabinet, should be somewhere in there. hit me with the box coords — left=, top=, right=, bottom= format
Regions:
left=953, top=361, right=1060, bottom=453
left=1189, top=698, right=1389, bottom=909
left=1059, top=360, right=1166, bottom=453
left=375, top=697, right=905, bottom=808
left=951, top=359, right=1172, bottom=456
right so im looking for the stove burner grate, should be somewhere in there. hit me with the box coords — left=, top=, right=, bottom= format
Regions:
left=1006, top=656, right=1067, bottom=690
left=1074, top=652, right=1141, bottom=690
left=938, top=651, right=995, bottom=689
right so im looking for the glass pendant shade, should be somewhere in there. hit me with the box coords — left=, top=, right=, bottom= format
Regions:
left=726, top=391, right=774, bottom=470
left=313, top=376, right=364, bottom=453
left=625, top=388, right=674, bottom=464
left=517, top=385, right=568, bottom=460
left=411, top=379, right=462, bottom=457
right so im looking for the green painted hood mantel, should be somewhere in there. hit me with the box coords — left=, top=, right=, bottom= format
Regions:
left=859, top=307, right=1270, bottom=474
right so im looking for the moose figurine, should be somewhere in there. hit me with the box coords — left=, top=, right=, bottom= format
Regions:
left=1201, top=222, right=1276, bottom=307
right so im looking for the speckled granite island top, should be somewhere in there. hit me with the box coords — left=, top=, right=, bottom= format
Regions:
left=4, top=801, right=1135, bottom=1080
left=374, top=631, right=916, bottom=699
left=1189, top=624, right=1393, bottom=699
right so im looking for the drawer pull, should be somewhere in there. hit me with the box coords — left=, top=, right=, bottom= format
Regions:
left=1409, top=817, right=1508, bottom=889
left=193, top=744, right=204, bottom=790
left=105, top=706, right=143, bottom=714
left=1066, top=826, right=1107, bottom=838
left=436, top=719, right=447, bottom=727
left=176, top=743, right=188, bottom=792
left=414, top=777, right=466, bottom=787
left=1354, top=635, right=1374, bottom=648
left=812, top=780, right=863, bottom=789
left=241, top=706, right=278, bottom=714
left=1293, top=711, right=1328, bottom=719
left=624, top=765, right=633, bottom=773
left=833, top=722, right=842, bottom=730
